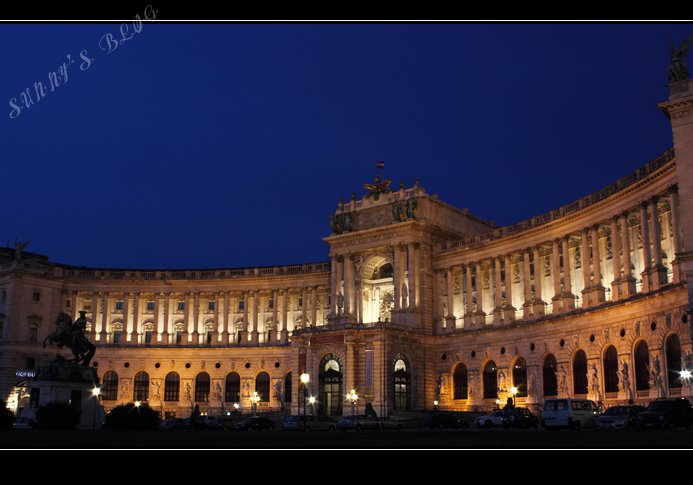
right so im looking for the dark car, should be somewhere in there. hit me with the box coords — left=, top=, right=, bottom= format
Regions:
left=233, top=417, right=276, bottom=431
left=595, top=405, right=646, bottom=430
left=501, top=407, right=540, bottom=429
left=636, top=399, right=693, bottom=429
left=427, top=413, right=468, bottom=430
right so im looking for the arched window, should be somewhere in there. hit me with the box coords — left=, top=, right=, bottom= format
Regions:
left=225, top=372, right=240, bottom=403
left=256, top=372, right=270, bottom=403
left=319, top=355, right=343, bottom=416
left=134, top=372, right=149, bottom=401
left=205, top=322, right=215, bottom=345
left=666, top=334, right=683, bottom=389
left=634, top=341, right=651, bottom=392
left=483, top=361, right=498, bottom=399
left=603, top=346, right=619, bottom=394
left=174, top=322, right=185, bottom=345
left=195, top=372, right=210, bottom=402
left=143, top=323, right=155, bottom=345
left=573, top=350, right=588, bottom=395
left=453, top=363, right=468, bottom=400
left=543, top=354, right=558, bottom=397
left=284, top=372, right=292, bottom=404
left=102, top=371, right=119, bottom=401
left=164, top=372, right=180, bottom=402
left=111, top=322, right=123, bottom=344
left=513, top=358, right=528, bottom=397
left=393, top=356, right=410, bottom=411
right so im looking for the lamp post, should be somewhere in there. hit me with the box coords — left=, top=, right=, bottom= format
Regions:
left=681, top=370, right=692, bottom=397
left=433, top=400, right=439, bottom=412
left=308, top=396, right=316, bottom=416
left=91, top=387, right=101, bottom=431
left=249, top=391, right=260, bottom=417
left=348, top=389, right=359, bottom=416
left=510, top=386, right=518, bottom=407
left=300, top=373, right=310, bottom=429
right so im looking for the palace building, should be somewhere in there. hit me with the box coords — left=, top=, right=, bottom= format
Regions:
left=2, top=75, right=693, bottom=419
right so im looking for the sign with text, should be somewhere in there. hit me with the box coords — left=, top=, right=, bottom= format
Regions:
left=15, top=370, right=36, bottom=379
left=309, top=334, right=345, bottom=346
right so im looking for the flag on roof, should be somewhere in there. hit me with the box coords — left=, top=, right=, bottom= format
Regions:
left=375, top=160, right=385, bottom=170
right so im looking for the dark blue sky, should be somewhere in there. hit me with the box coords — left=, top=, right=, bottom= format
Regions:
left=2, top=23, right=691, bottom=269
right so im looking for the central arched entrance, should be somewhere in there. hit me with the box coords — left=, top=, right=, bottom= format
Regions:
left=360, top=256, right=395, bottom=323
left=319, top=354, right=343, bottom=416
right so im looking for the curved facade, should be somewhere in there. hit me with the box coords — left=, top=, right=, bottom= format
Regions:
left=2, top=77, right=693, bottom=417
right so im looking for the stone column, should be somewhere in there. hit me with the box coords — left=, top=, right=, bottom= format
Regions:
left=532, top=246, right=546, bottom=316
left=280, top=289, right=289, bottom=343
left=590, top=225, right=606, bottom=304
left=551, top=240, right=562, bottom=308
left=191, top=293, right=200, bottom=344
left=494, top=257, right=503, bottom=324
left=620, top=212, right=636, bottom=297
left=640, top=202, right=653, bottom=293
left=464, top=264, right=474, bottom=328
left=355, top=284, right=362, bottom=324
left=100, top=291, right=109, bottom=342
left=669, top=185, right=683, bottom=283
left=649, top=197, right=668, bottom=288
left=503, top=254, right=516, bottom=322
left=561, top=237, right=574, bottom=300
left=131, top=293, right=140, bottom=344
left=123, top=293, right=132, bottom=343
left=301, top=287, right=308, bottom=328
left=329, top=256, right=339, bottom=319
left=393, top=247, right=402, bottom=311
left=580, top=229, right=591, bottom=307
left=161, top=293, right=170, bottom=344
left=251, top=290, right=259, bottom=345
left=241, top=291, right=249, bottom=344
left=310, top=287, right=318, bottom=328
left=71, top=290, right=79, bottom=322
left=343, top=256, right=354, bottom=320
left=90, top=293, right=98, bottom=339
left=474, top=261, right=486, bottom=325
left=434, top=269, right=444, bottom=332
left=610, top=217, right=622, bottom=300
left=522, top=251, right=532, bottom=319
left=221, top=292, right=230, bottom=344
left=445, top=267, right=455, bottom=331
left=408, top=243, right=418, bottom=310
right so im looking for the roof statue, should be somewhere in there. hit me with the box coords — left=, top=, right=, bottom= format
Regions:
left=668, top=35, right=693, bottom=83
left=363, top=176, right=392, bottom=201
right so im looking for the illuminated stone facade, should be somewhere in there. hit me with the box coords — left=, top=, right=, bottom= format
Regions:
left=2, top=78, right=693, bottom=417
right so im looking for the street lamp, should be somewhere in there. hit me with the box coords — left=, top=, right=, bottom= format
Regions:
left=348, top=389, right=359, bottom=416
left=510, top=386, right=518, bottom=407
left=300, top=373, right=310, bottom=429
left=249, top=391, right=261, bottom=417
left=134, top=401, right=141, bottom=408
left=308, top=396, right=316, bottom=416
left=91, top=387, right=101, bottom=431
left=433, top=400, right=439, bottom=412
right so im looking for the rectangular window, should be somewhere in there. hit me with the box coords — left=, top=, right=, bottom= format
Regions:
left=113, top=331, right=122, bottom=344
left=208, top=301, right=216, bottom=312
left=26, top=357, right=36, bottom=370
left=28, top=326, right=38, bottom=343
left=268, top=299, right=274, bottom=310
left=238, top=300, right=245, bottom=311
left=176, top=332, right=183, bottom=345
left=177, top=301, right=186, bottom=311
left=146, top=301, right=155, bottom=312
left=206, top=331, right=214, bottom=344
left=32, top=292, right=41, bottom=302
left=298, top=297, right=303, bottom=308
left=114, top=301, right=124, bottom=311
left=144, top=331, right=153, bottom=345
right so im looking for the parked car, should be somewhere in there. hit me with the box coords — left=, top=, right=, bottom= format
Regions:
left=337, top=415, right=380, bottom=432
left=595, top=405, right=646, bottom=430
left=12, top=417, right=34, bottom=430
left=378, top=416, right=404, bottom=430
left=159, top=418, right=189, bottom=430
left=502, top=408, right=540, bottom=429
left=427, top=413, right=468, bottom=430
left=233, top=417, right=276, bottom=431
left=474, top=410, right=505, bottom=429
left=542, top=399, right=600, bottom=430
left=636, top=399, right=693, bottom=429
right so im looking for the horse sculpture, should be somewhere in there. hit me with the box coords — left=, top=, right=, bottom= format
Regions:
left=43, top=311, right=96, bottom=366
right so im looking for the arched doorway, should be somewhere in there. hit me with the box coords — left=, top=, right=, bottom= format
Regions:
left=573, top=350, right=588, bottom=396
left=360, top=256, right=395, bottom=324
left=483, top=361, right=498, bottom=399
left=634, top=341, right=650, bottom=392
left=453, top=363, right=468, bottom=400
left=513, top=357, right=528, bottom=398
left=543, top=354, right=558, bottom=397
left=603, top=346, right=619, bottom=394
left=666, top=334, right=683, bottom=390
left=319, top=354, right=343, bottom=416
left=393, top=355, right=410, bottom=411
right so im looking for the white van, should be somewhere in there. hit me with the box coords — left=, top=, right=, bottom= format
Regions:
left=541, top=399, right=600, bottom=431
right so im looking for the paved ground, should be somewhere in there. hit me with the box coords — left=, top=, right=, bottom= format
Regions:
left=2, top=427, right=693, bottom=449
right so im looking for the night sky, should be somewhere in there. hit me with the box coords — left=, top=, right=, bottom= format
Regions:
left=2, top=23, right=692, bottom=269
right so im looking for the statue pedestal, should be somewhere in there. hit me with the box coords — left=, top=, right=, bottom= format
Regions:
left=20, top=362, right=105, bottom=430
